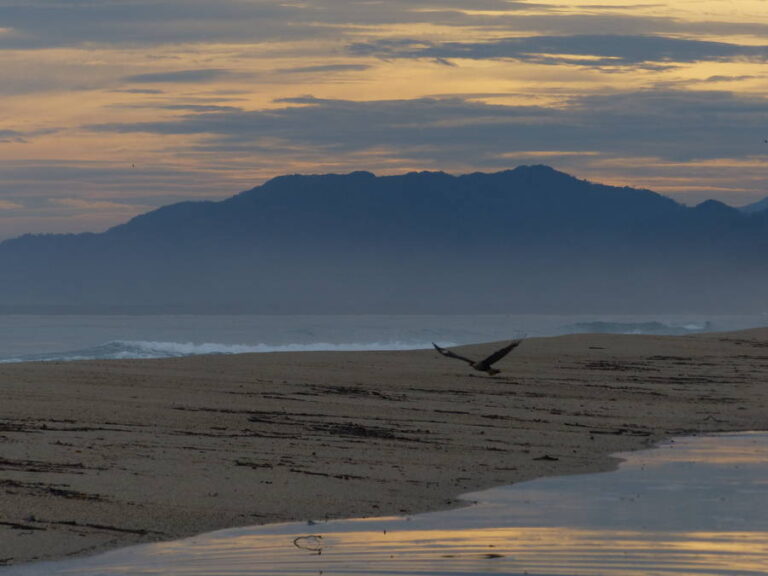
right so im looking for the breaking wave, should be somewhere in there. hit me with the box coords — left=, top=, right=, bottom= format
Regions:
left=565, top=320, right=713, bottom=335
left=0, top=339, right=438, bottom=363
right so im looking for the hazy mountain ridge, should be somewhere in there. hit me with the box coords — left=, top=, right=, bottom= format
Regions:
left=1, top=165, right=766, bottom=313
left=741, top=196, right=768, bottom=214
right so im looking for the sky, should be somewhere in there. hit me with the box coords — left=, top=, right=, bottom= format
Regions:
left=1, top=0, right=767, bottom=239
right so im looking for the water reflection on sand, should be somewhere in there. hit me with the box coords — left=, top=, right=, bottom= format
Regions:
left=5, top=433, right=768, bottom=576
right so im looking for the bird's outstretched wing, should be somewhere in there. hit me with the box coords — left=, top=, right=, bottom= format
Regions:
left=480, top=339, right=522, bottom=367
left=433, top=343, right=475, bottom=365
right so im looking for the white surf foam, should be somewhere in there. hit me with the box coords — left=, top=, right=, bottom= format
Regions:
left=0, top=339, right=439, bottom=363
left=565, top=320, right=712, bottom=335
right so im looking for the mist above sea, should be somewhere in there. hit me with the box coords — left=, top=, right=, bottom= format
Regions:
left=0, top=313, right=765, bottom=363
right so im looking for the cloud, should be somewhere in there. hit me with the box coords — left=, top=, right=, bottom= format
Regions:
left=0, top=129, right=25, bottom=143
left=0, top=0, right=538, bottom=50
left=576, top=4, right=665, bottom=10
left=0, top=127, right=59, bottom=143
left=0, top=199, right=22, bottom=210
left=438, top=11, right=768, bottom=38
left=1, top=0, right=768, bottom=56
left=349, top=35, right=768, bottom=68
left=50, top=198, right=149, bottom=212
left=0, top=1, right=316, bottom=48
left=275, top=64, right=372, bottom=74
left=112, top=88, right=165, bottom=94
left=123, top=69, right=232, bottom=84
left=87, top=89, right=768, bottom=166
left=161, top=104, right=244, bottom=112
left=703, top=75, right=758, bottom=83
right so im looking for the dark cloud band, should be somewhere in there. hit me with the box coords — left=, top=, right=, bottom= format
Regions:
left=349, top=34, right=768, bottom=68
left=88, top=90, right=768, bottom=164
left=123, top=69, right=232, bottom=84
left=0, top=129, right=25, bottom=143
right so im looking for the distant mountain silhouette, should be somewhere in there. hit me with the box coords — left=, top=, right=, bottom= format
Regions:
left=741, top=196, right=768, bottom=214
left=1, top=165, right=766, bottom=313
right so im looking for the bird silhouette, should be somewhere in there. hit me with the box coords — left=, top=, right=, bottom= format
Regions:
left=433, top=340, right=522, bottom=375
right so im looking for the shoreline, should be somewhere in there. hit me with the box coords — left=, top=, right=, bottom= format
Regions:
left=16, top=430, right=768, bottom=575
left=1, top=329, right=768, bottom=567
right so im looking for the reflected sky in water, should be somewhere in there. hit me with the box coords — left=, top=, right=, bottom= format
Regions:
left=4, top=433, right=768, bottom=576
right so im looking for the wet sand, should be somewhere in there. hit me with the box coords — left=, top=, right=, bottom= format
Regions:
left=1, top=329, right=767, bottom=566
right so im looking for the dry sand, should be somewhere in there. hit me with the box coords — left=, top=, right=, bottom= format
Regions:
left=1, top=329, right=768, bottom=567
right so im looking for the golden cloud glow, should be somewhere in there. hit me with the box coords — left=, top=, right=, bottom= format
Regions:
left=0, top=200, right=22, bottom=210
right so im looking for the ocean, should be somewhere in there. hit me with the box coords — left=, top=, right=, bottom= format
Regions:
left=0, top=313, right=765, bottom=363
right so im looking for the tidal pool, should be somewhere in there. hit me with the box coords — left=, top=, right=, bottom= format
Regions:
left=4, top=432, right=768, bottom=576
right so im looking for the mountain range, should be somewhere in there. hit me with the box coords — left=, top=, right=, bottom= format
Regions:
left=741, top=196, right=768, bottom=214
left=1, top=165, right=766, bottom=313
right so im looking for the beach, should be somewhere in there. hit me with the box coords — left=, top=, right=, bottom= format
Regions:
left=1, top=329, right=767, bottom=567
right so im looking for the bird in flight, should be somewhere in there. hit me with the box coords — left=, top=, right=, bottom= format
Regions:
left=432, top=340, right=522, bottom=375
